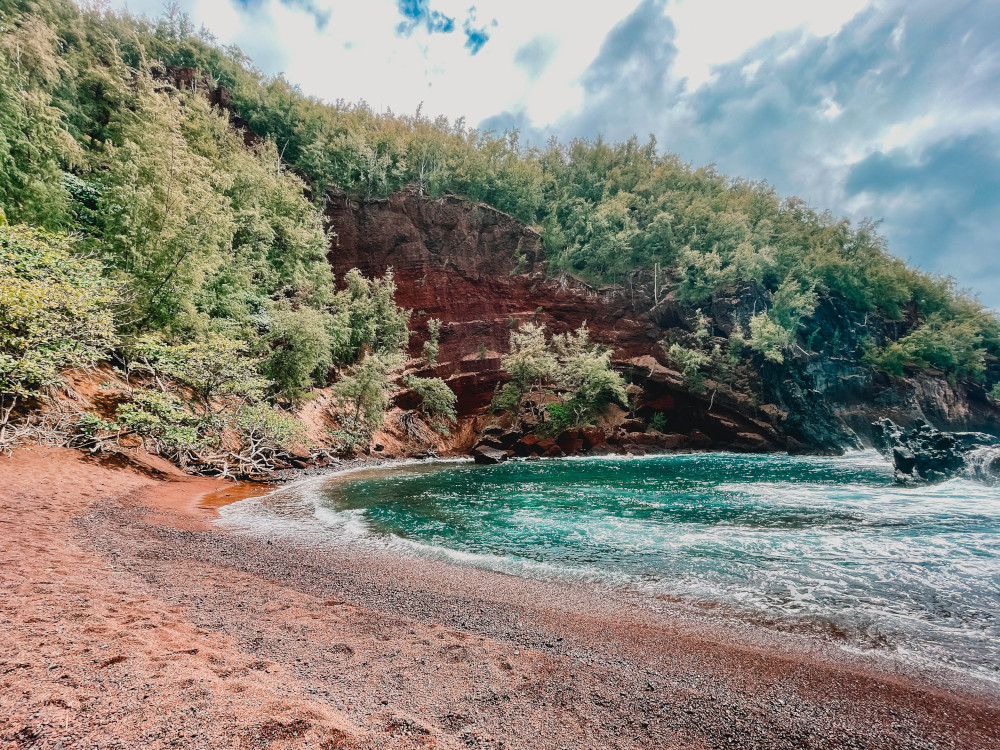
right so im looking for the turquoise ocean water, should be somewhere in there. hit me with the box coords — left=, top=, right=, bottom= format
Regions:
left=220, top=451, right=1000, bottom=683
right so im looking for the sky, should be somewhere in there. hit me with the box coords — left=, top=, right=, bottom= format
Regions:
left=114, top=0, right=1000, bottom=307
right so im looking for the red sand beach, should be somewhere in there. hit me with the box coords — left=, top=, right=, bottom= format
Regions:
left=2, top=446, right=999, bottom=749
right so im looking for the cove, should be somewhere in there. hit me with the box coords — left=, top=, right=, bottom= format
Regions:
left=220, top=451, right=1000, bottom=683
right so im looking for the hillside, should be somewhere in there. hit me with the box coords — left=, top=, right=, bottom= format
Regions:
left=1, top=0, right=999, bottom=472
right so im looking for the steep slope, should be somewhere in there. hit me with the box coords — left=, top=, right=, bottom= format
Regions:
left=325, top=189, right=1000, bottom=454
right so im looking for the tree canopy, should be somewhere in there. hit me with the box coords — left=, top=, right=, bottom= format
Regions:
left=0, top=0, right=996, bottom=455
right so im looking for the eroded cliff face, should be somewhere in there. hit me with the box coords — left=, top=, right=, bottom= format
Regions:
left=325, top=190, right=651, bottom=411
left=325, top=189, right=1000, bottom=454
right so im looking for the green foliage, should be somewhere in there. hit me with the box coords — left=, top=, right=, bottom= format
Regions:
left=332, top=351, right=405, bottom=434
left=113, top=387, right=303, bottom=474
left=676, top=249, right=731, bottom=305
left=329, top=268, right=411, bottom=365
left=667, top=343, right=709, bottom=393
left=329, top=418, right=369, bottom=454
left=0, top=15, right=79, bottom=228
left=493, top=322, right=558, bottom=413
left=262, top=304, right=332, bottom=399
left=748, top=313, right=791, bottom=364
left=127, top=332, right=267, bottom=413
left=493, top=323, right=626, bottom=426
left=551, top=324, right=628, bottom=423
left=0, top=0, right=996, bottom=445
left=230, top=401, right=305, bottom=452
left=422, top=318, right=442, bottom=366
left=115, top=388, right=204, bottom=451
left=404, top=375, right=457, bottom=422
left=866, top=314, right=988, bottom=381
left=864, top=340, right=906, bottom=378
left=990, top=382, right=1000, bottom=402
left=96, top=86, right=235, bottom=330
left=542, top=403, right=573, bottom=434
left=709, top=343, right=736, bottom=385
left=770, top=275, right=818, bottom=334
left=648, top=412, right=668, bottom=433
left=0, top=225, right=118, bottom=423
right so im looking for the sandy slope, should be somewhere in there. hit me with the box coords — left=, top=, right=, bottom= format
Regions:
left=2, top=446, right=998, bottom=749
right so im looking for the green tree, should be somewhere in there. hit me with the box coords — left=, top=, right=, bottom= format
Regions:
left=98, top=85, right=235, bottom=330
left=0, top=18, right=79, bottom=228
left=404, top=375, right=457, bottom=422
left=0, top=225, right=118, bottom=433
left=551, top=324, right=627, bottom=424
left=329, top=268, right=411, bottom=364
left=262, top=304, right=333, bottom=399
left=332, top=351, right=405, bottom=433
left=492, top=322, right=558, bottom=413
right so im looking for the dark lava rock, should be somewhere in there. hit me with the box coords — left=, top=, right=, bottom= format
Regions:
left=620, top=419, right=646, bottom=433
left=557, top=430, right=585, bottom=455
left=499, top=430, right=521, bottom=448
left=686, top=430, right=713, bottom=450
left=873, top=418, right=1000, bottom=484
left=580, top=426, right=606, bottom=448
left=472, top=446, right=508, bottom=465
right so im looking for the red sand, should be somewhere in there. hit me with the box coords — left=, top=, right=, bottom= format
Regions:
left=2, top=446, right=998, bottom=749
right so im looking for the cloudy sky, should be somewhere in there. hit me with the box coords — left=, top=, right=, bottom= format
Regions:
left=114, top=0, right=1000, bottom=307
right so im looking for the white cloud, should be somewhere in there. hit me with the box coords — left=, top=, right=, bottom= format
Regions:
left=113, top=0, right=872, bottom=128
left=667, top=0, right=870, bottom=89
left=108, top=0, right=1000, bottom=304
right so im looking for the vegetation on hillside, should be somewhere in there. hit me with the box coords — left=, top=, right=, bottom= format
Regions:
left=492, top=323, right=628, bottom=431
left=0, top=0, right=997, bottom=462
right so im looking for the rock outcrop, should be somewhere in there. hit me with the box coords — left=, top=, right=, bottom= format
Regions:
left=325, top=189, right=1000, bottom=456
left=873, top=419, right=1000, bottom=483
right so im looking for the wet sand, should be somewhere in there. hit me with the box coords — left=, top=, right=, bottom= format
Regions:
left=2, top=446, right=999, bottom=749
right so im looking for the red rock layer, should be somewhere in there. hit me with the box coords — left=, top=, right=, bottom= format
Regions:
left=324, top=189, right=780, bottom=450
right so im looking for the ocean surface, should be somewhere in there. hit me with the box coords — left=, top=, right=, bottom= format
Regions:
left=219, top=451, right=1000, bottom=683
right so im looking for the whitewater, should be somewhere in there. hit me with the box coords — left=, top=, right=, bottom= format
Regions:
left=219, top=450, right=1000, bottom=684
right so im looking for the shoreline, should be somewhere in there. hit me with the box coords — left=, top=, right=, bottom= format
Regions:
left=3, top=446, right=999, bottom=749
left=220, top=451, right=1000, bottom=698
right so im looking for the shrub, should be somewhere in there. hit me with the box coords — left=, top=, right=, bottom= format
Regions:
left=422, top=318, right=442, bottom=366
left=127, top=332, right=268, bottom=414
left=544, top=403, right=573, bottom=433
left=0, top=225, right=118, bottom=429
left=404, top=375, right=457, bottom=422
left=667, top=343, right=709, bottom=393
left=492, top=322, right=626, bottom=426
left=866, top=315, right=987, bottom=381
left=332, top=351, right=404, bottom=433
left=229, top=402, right=305, bottom=455
left=115, top=389, right=204, bottom=452
left=747, top=312, right=790, bottom=364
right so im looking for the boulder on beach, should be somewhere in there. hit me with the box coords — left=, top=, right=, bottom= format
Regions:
left=472, top=445, right=509, bottom=465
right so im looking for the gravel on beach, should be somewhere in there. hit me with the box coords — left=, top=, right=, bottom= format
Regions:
left=2, top=447, right=998, bottom=749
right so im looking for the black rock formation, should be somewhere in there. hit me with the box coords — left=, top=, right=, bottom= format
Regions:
left=873, top=419, right=1000, bottom=484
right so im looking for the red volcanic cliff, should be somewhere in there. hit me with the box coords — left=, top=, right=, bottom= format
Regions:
left=325, top=190, right=652, bottom=362
left=324, top=189, right=782, bottom=451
